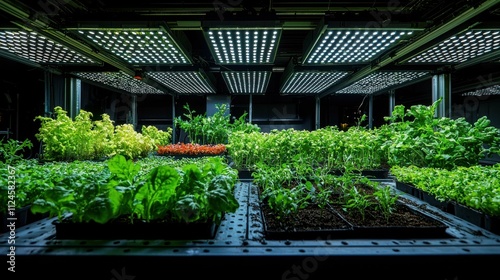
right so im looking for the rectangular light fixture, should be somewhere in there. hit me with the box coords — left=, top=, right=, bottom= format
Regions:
left=280, top=71, right=349, bottom=95
left=336, top=71, right=429, bottom=94
left=73, top=71, right=165, bottom=94
left=204, top=27, right=282, bottom=65
left=0, top=29, right=99, bottom=64
left=303, top=28, right=418, bottom=65
left=147, top=71, right=216, bottom=95
left=222, top=71, right=271, bottom=94
left=405, top=29, right=500, bottom=64
left=461, top=85, right=500, bottom=97
left=75, top=26, right=192, bottom=65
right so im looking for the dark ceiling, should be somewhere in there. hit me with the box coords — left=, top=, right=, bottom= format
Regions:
left=1, top=0, right=500, bottom=97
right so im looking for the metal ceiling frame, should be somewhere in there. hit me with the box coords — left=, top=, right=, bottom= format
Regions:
left=319, top=0, right=500, bottom=98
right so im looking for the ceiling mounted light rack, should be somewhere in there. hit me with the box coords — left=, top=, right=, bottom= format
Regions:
left=221, top=70, right=271, bottom=95
left=336, top=71, right=430, bottom=95
left=147, top=69, right=216, bottom=95
left=73, top=71, right=166, bottom=95
left=202, top=21, right=282, bottom=65
left=279, top=60, right=350, bottom=95
left=301, top=22, right=423, bottom=65
left=402, top=29, right=500, bottom=65
left=70, top=22, right=193, bottom=66
left=0, top=28, right=100, bottom=65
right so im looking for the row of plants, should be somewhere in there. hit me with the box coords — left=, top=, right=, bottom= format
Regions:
left=227, top=99, right=500, bottom=172
left=228, top=126, right=388, bottom=172
left=1, top=152, right=239, bottom=227
left=381, top=99, right=500, bottom=169
left=175, top=103, right=260, bottom=145
left=13, top=155, right=238, bottom=224
left=157, top=143, right=227, bottom=156
left=35, top=106, right=172, bottom=161
left=390, top=164, right=500, bottom=217
left=253, top=163, right=399, bottom=223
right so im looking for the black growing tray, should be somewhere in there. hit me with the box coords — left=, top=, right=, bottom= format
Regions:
left=53, top=218, right=218, bottom=240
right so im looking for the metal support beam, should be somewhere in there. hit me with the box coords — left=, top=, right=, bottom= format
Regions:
left=319, top=0, right=499, bottom=98
left=368, top=94, right=373, bottom=129
left=388, top=90, right=396, bottom=118
left=44, top=71, right=53, bottom=117
left=315, top=96, right=321, bottom=129
left=66, top=77, right=81, bottom=119
left=432, top=73, right=452, bottom=118
left=131, top=95, right=137, bottom=130
left=172, top=95, right=176, bottom=144
left=249, top=94, right=253, bottom=123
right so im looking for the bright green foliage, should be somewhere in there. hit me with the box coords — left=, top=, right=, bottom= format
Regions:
left=0, top=138, right=33, bottom=164
left=141, top=125, right=173, bottom=146
left=175, top=103, right=259, bottom=145
left=373, top=186, right=399, bottom=222
left=113, top=124, right=155, bottom=159
left=391, top=164, right=500, bottom=217
left=34, top=107, right=161, bottom=161
left=380, top=98, right=500, bottom=169
left=29, top=154, right=239, bottom=224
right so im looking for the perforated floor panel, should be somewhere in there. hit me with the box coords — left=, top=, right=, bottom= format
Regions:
left=2, top=180, right=500, bottom=279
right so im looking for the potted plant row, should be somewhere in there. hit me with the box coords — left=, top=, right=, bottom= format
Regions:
left=252, top=163, right=449, bottom=240
left=390, top=164, right=500, bottom=234
left=0, top=138, right=49, bottom=233
left=34, top=106, right=172, bottom=162
left=30, top=154, right=240, bottom=240
left=227, top=124, right=390, bottom=181
left=157, top=142, right=227, bottom=158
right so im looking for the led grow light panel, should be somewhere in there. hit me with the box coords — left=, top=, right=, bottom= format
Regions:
left=222, top=71, right=271, bottom=94
left=461, top=85, right=500, bottom=97
left=77, top=29, right=191, bottom=65
left=336, top=71, right=429, bottom=94
left=281, top=71, right=349, bottom=94
left=407, top=30, right=500, bottom=64
left=74, top=71, right=165, bottom=94
left=205, top=28, right=281, bottom=65
left=303, top=29, right=415, bottom=65
left=0, top=30, right=97, bottom=64
left=147, top=71, right=215, bottom=94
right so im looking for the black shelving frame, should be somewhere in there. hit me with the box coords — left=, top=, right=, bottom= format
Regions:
left=3, top=180, right=500, bottom=279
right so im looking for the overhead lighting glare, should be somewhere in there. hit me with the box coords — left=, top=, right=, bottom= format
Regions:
left=281, top=71, right=349, bottom=94
left=336, top=71, right=429, bottom=94
left=303, top=29, right=416, bottom=65
left=148, top=71, right=215, bottom=94
left=407, top=30, right=500, bottom=64
left=205, top=28, right=281, bottom=65
left=0, top=30, right=98, bottom=64
left=461, top=85, right=500, bottom=97
left=73, top=71, right=165, bottom=94
left=77, top=28, right=191, bottom=65
left=222, top=71, right=271, bottom=94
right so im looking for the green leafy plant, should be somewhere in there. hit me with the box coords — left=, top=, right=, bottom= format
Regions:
left=373, top=186, right=399, bottom=222
left=380, top=98, right=500, bottom=169
left=141, top=125, right=173, bottom=146
left=343, top=186, right=373, bottom=221
left=0, top=138, right=33, bottom=164
left=113, top=124, right=155, bottom=159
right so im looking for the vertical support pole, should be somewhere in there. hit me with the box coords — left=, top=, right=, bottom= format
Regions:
left=131, top=94, right=137, bottom=130
left=315, top=96, right=321, bottom=129
left=249, top=94, right=253, bottom=123
left=368, top=94, right=373, bottom=129
left=388, top=90, right=396, bottom=118
left=65, top=77, right=81, bottom=119
left=172, top=95, right=176, bottom=144
left=44, top=71, right=53, bottom=117
left=432, top=73, right=452, bottom=118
